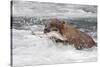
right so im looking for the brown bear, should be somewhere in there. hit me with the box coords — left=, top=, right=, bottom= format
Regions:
left=44, top=18, right=96, bottom=50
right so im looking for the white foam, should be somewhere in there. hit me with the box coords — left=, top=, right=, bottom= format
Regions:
left=12, top=29, right=97, bottom=66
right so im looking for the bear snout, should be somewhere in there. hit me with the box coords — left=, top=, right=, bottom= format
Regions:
left=44, top=28, right=50, bottom=33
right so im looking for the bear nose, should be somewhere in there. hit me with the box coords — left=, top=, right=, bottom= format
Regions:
left=44, top=28, right=50, bottom=33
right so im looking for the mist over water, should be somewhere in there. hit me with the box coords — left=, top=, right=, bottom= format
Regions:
left=12, top=1, right=97, bottom=17
left=11, top=1, right=97, bottom=66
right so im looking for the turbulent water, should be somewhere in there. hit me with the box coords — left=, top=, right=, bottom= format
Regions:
left=12, top=22, right=97, bottom=66
left=12, top=1, right=97, bottom=67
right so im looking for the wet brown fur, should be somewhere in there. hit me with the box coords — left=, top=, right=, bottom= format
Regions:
left=44, top=18, right=96, bottom=49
